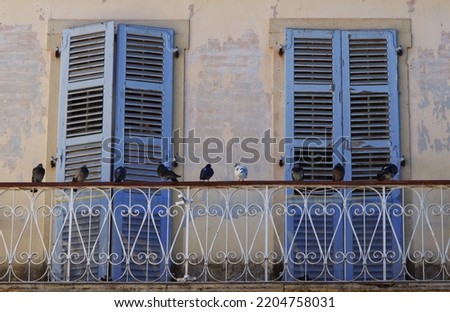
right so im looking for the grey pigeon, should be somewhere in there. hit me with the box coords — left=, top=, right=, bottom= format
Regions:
left=332, top=163, right=345, bottom=181
left=157, top=163, right=180, bottom=182
left=31, top=163, right=45, bottom=193
left=72, top=165, right=89, bottom=191
left=291, top=162, right=304, bottom=182
left=200, top=164, right=214, bottom=181
left=377, top=163, right=398, bottom=181
left=114, top=166, right=127, bottom=182
left=234, top=163, right=248, bottom=181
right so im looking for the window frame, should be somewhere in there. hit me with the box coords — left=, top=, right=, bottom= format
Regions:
left=269, top=18, right=412, bottom=181
left=281, top=23, right=408, bottom=281
left=46, top=19, right=189, bottom=183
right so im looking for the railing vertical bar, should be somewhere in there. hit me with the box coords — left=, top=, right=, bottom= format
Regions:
left=66, top=189, right=74, bottom=282
left=420, top=186, right=426, bottom=280
left=205, top=187, right=209, bottom=282
left=9, top=190, right=16, bottom=282
left=245, top=187, right=249, bottom=281
left=28, top=194, right=35, bottom=282
left=401, top=186, right=406, bottom=280
left=184, top=187, right=190, bottom=280
left=382, top=186, right=387, bottom=281
left=342, top=188, right=347, bottom=281
left=264, top=186, right=269, bottom=282
left=440, top=186, right=445, bottom=280
left=106, top=188, right=113, bottom=282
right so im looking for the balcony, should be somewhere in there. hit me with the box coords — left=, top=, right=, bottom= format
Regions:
left=1, top=181, right=450, bottom=290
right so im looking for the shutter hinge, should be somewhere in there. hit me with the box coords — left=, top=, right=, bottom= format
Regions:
left=173, top=47, right=179, bottom=58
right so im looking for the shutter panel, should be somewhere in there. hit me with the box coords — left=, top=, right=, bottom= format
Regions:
left=115, top=24, right=174, bottom=181
left=57, top=21, right=114, bottom=182
left=285, top=29, right=342, bottom=181
left=111, top=24, right=174, bottom=281
left=342, top=30, right=402, bottom=280
left=53, top=22, right=114, bottom=281
left=285, top=29, right=343, bottom=281
left=342, top=30, right=400, bottom=181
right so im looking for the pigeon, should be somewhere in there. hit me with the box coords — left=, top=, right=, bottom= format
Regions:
left=332, top=163, right=345, bottom=181
left=114, top=166, right=127, bottom=182
left=291, top=162, right=304, bottom=182
left=377, top=163, right=398, bottom=181
left=199, top=164, right=214, bottom=181
left=72, top=165, right=89, bottom=191
left=31, top=163, right=45, bottom=193
left=234, top=163, right=248, bottom=181
left=157, top=163, right=180, bottom=182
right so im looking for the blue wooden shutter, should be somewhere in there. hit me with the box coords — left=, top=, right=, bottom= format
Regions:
left=285, top=29, right=402, bottom=281
left=56, top=21, right=114, bottom=182
left=111, top=24, right=174, bottom=281
left=284, top=29, right=343, bottom=281
left=341, top=30, right=400, bottom=181
left=285, top=29, right=342, bottom=181
left=341, top=30, right=402, bottom=280
left=54, top=21, right=115, bottom=281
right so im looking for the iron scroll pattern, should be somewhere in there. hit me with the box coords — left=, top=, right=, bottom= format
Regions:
left=0, top=184, right=449, bottom=282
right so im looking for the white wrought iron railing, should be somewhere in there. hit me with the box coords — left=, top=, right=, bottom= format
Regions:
left=0, top=181, right=449, bottom=282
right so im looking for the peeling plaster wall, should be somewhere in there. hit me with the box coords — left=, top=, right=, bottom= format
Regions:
left=0, top=24, right=45, bottom=180
left=408, top=0, right=450, bottom=179
left=412, top=35, right=450, bottom=153
left=186, top=30, right=271, bottom=181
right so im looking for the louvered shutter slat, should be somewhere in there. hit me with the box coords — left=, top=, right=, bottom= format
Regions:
left=349, top=37, right=388, bottom=86
left=293, top=36, right=333, bottom=84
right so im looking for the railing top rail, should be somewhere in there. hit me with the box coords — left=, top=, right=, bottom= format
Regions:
left=1, top=180, right=450, bottom=189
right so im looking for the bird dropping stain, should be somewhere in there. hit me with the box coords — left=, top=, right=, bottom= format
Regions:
left=407, top=0, right=416, bottom=13
left=0, top=24, right=45, bottom=171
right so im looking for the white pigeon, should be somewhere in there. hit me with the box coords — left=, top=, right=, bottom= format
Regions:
left=234, top=163, right=248, bottom=181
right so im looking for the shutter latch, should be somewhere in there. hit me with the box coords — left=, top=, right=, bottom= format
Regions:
left=50, top=149, right=63, bottom=168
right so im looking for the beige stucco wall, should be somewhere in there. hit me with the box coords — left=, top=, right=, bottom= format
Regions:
left=0, top=0, right=449, bottom=280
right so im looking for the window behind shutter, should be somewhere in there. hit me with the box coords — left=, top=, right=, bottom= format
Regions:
left=111, top=24, right=174, bottom=281
left=53, top=22, right=115, bottom=281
